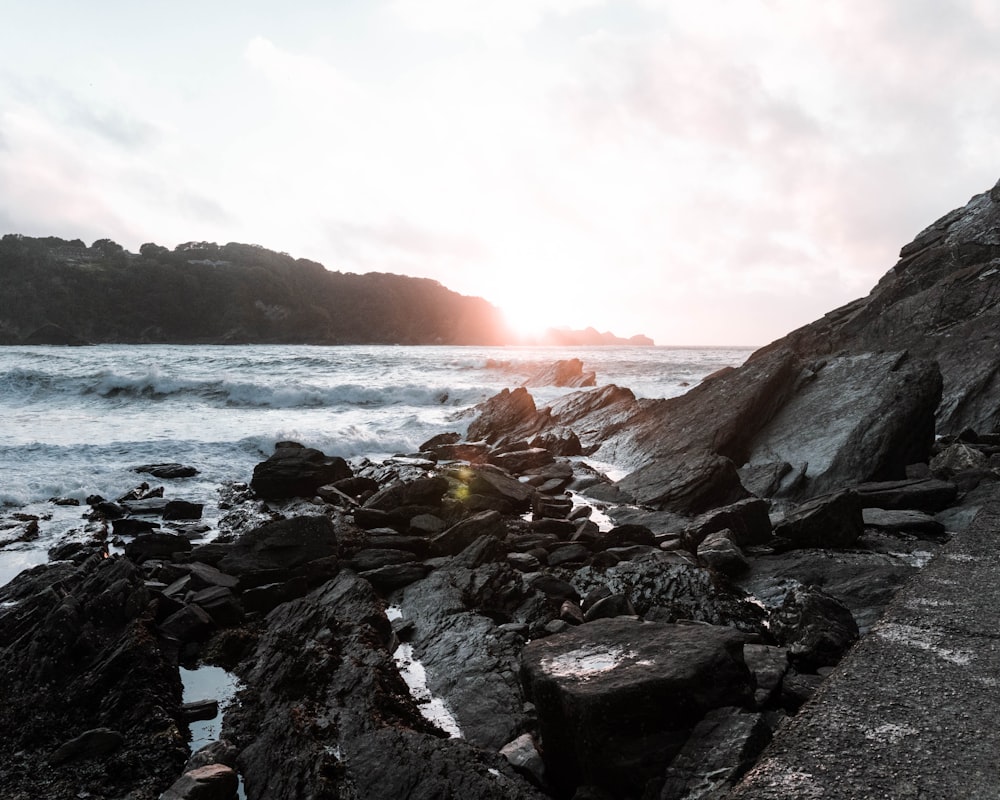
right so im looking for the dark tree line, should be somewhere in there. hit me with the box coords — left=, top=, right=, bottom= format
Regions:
left=0, top=235, right=512, bottom=346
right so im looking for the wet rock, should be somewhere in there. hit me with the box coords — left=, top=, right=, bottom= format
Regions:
left=770, top=585, right=859, bottom=670
left=522, top=358, right=596, bottom=388
left=49, top=727, right=125, bottom=765
left=217, top=515, right=338, bottom=576
left=582, top=593, right=635, bottom=621
left=530, top=428, right=583, bottom=457
left=658, top=707, right=772, bottom=800
left=697, top=529, right=750, bottom=577
left=134, top=462, right=200, bottom=479
left=180, top=699, right=220, bottom=722
left=738, top=462, right=793, bottom=499
left=560, top=600, right=586, bottom=625
left=454, top=464, right=535, bottom=510
left=191, top=586, right=244, bottom=628
left=685, top=498, right=773, bottom=550
left=742, top=644, right=790, bottom=709
left=349, top=548, right=418, bottom=572
left=186, top=562, right=239, bottom=591
left=125, top=531, right=193, bottom=562
left=467, top=387, right=547, bottom=446
left=930, top=442, right=989, bottom=477
left=159, top=603, right=215, bottom=643
left=500, top=732, right=546, bottom=786
left=491, top=448, right=555, bottom=475
left=601, top=524, right=657, bottom=549
left=164, top=500, right=204, bottom=521
left=112, top=517, right=159, bottom=536
left=161, top=763, right=239, bottom=800
left=226, top=570, right=545, bottom=800
left=773, top=490, right=864, bottom=549
left=520, top=617, right=753, bottom=797
left=360, top=562, right=432, bottom=591
left=862, top=508, right=947, bottom=539
left=617, top=451, right=750, bottom=514
left=122, top=496, right=171, bottom=515
left=430, top=510, right=507, bottom=556
left=548, top=544, right=591, bottom=567
left=853, top=477, right=958, bottom=512
left=363, top=475, right=449, bottom=512
left=250, top=442, right=352, bottom=499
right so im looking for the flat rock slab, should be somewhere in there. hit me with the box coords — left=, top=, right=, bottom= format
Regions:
left=862, top=508, right=946, bottom=538
left=730, top=488, right=1000, bottom=799
left=521, top=617, right=752, bottom=796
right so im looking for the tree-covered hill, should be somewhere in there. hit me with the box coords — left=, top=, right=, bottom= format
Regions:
left=0, top=235, right=512, bottom=345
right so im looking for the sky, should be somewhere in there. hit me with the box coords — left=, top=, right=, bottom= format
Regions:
left=1, top=1, right=999, bottom=346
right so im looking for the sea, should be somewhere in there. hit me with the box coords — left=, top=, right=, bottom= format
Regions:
left=0, top=344, right=755, bottom=587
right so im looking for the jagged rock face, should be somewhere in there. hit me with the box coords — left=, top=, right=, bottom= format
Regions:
left=761, top=177, right=1000, bottom=435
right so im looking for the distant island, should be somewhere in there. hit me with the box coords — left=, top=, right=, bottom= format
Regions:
left=0, top=235, right=652, bottom=347
left=524, top=327, right=655, bottom=347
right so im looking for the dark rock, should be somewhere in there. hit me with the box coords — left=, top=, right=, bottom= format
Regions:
left=191, top=586, right=244, bottom=627
left=490, top=448, right=555, bottom=475
left=363, top=475, right=449, bottom=511
left=125, top=531, right=193, bottom=562
left=770, top=585, right=859, bottom=670
left=773, top=490, right=864, bottom=549
left=522, top=358, right=597, bottom=388
left=240, top=577, right=310, bottom=615
left=780, top=670, right=825, bottom=712
left=186, top=562, right=239, bottom=591
left=601, top=524, right=657, bottom=549
left=353, top=507, right=408, bottom=531
left=164, top=500, right=204, bottom=521
left=530, top=518, right=576, bottom=536
left=508, top=552, right=542, bottom=572
left=430, top=510, right=506, bottom=556
left=217, top=515, right=338, bottom=576
left=548, top=544, right=591, bottom=567
left=112, top=517, right=159, bottom=536
left=500, top=732, right=546, bottom=786
left=49, top=727, right=124, bottom=765
left=359, top=562, right=431, bottom=591
left=853, top=477, right=958, bottom=512
left=134, top=463, right=199, bottom=479
left=420, top=431, right=461, bottom=451
left=738, top=461, right=793, bottom=498
left=122, top=497, right=171, bottom=515
left=530, top=428, right=583, bottom=457
left=159, top=603, right=215, bottom=643
left=520, top=617, right=753, bottom=797
left=862, top=508, right=947, bottom=539
left=686, top=497, right=773, bottom=549
left=582, top=593, right=635, bottom=621
left=408, top=513, right=447, bottom=536
left=930, top=442, right=989, bottom=477
left=180, top=699, right=221, bottom=722
left=160, top=763, right=239, bottom=800
left=529, top=574, right=580, bottom=603
left=698, top=529, right=750, bottom=577
left=326, top=475, right=380, bottom=499
left=349, top=548, right=418, bottom=572
left=616, top=451, right=750, bottom=514
left=250, top=443, right=352, bottom=499
left=454, top=464, right=535, bottom=509
left=658, top=707, right=772, bottom=800
left=743, top=643, right=790, bottom=709
left=560, top=600, right=586, bottom=624
left=466, top=387, right=547, bottom=446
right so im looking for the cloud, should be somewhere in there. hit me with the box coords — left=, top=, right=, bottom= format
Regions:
left=388, top=0, right=606, bottom=40
left=324, top=218, right=486, bottom=271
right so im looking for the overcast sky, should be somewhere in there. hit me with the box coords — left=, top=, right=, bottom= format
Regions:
left=2, top=1, right=998, bottom=345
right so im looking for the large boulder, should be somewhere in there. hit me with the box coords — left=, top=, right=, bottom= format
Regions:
left=520, top=617, right=753, bottom=797
left=521, top=358, right=596, bottom=388
left=466, top=388, right=547, bottom=446
left=772, top=490, right=864, bottom=549
left=616, top=451, right=750, bottom=514
left=250, top=442, right=352, bottom=499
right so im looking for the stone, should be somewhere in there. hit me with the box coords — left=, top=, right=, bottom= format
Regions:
left=455, top=464, right=535, bottom=509
left=520, top=617, right=753, bottom=797
left=742, top=644, right=790, bottom=709
left=349, top=548, right=418, bottom=572
left=738, top=461, right=793, bottom=499
left=133, top=462, right=199, bottom=479
left=686, top=497, right=773, bottom=549
left=160, top=763, right=240, bottom=800
left=163, top=500, right=204, bottom=520
left=499, top=732, right=546, bottom=786
left=359, top=563, right=432, bottom=591
left=582, top=593, right=635, bottom=621
left=49, top=727, right=124, bottom=765
left=363, top=476, right=449, bottom=512
left=773, top=490, right=864, bottom=549
left=862, top=508, right=947, bottom=539
left=466, top=387, right=547, bottom=446
left=522, top=358, right=597, bottom=388
left=770, top=584, right=859, bottom=670
left=616, top=451, right=750, bottom=514
left=853, top=477, right=958, bottom=512
left=429, top=510, right=507, bottom=556
left=159, top=603, right=215, bottom=643
left=217, top=515, right=338, bottom=575
left=930, top=442, right=989, bottom=477
left=548, top=544, right=592, bottom=567
left=658, top=707, right=772, bottom=800
left=180, top=699, right=220, bottom=722
left=490, top=448, right=555, bottom=475
left=698, top=529, right=750, bottom=577
left=124, top=532, right=193, bottom=562
left=112, top=517, right=159, bottom=536
left=250, top=442, right=352, bottom=499
left=530, top=428, right=583, bottom=457
left=601, top=524, right=657, bottom=549
left=560, top=600, right=586, bottom=625
left=191, top=586, right=244, bottom=627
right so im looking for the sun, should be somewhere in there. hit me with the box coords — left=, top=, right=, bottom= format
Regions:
left=499, top=301, right=552, bottom=343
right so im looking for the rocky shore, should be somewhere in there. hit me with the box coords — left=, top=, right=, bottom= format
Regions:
left=2, top=177, right=1000, bottom=799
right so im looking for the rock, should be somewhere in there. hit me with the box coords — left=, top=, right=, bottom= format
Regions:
left=349, top=548, right=418, bottom=572
left=547, top=544, right=591, bottom=567
left=520, top=617, right=753, bottom=797
left=698, top=529, right=750, bottom=577
left=250, top=442, right=352, bottom=499
left=658, top=707, right=772, bottom=800
left=159, top=603, right=215, bottom=643
left=582, top=593, right=635, bottom=621
left=601, top=524, right=657, bottom=549
left=862, top=508, right=947, bottom=539
left=779, top=670, right=825, bottom=712
left=508, top=552, right=542, bottom=572
left=359, top=562, right=431, bottom=591
left=180, top=699, right=221, bottom=722
left=522, top=358, right=597, bottom=388
left=500, top=733, right=546, bottom=786
left=22, top=322, right=88, bottom=345
left=490, top=448, right=555, bottom=475
left=186, top=562, right=240, bottom=591
left=191, top=586, right=244, bottom=628
left=530, top=428, right=583, bottom=457
left=134, top=463, right=199, bottom=479
left=467, top=387, right=547, bottom=446
left=773, top=490, right=864, bottom=549
left=744, top=352, right=942, bottom=497
left=742, top=644, right=790, bottom=709
left=124, top=531, right=193, bottom=562
left=409, top=513, right=447, bottom=535
left=685, top=498, right=773, bottom=549
left=112, top=517, right=159, bottom=536
left=227, top=570, right=545, bottom=799
left=454, top=464, right=535, bottom=509
left=738, top=461, right=793, bottom=499
left=430, top=510, right=507, bottom=556
left=217, top=515, right=338, bottom=576
left=49, top=727, right=124, bottom=765
left=160, top=763, right=240, bottom=800
left=616, top=451, right=750, bottom=514
left=363, top=475, right=449, bottom=511
left=930, top=442, right=989, bottom=477
left=770, top=584, right=859, bottom=670
left=853, top=477, right=958, bottom=512
left=164, top=500, right=204, bottom=520
left=122, top=496, right=171, bottom=515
